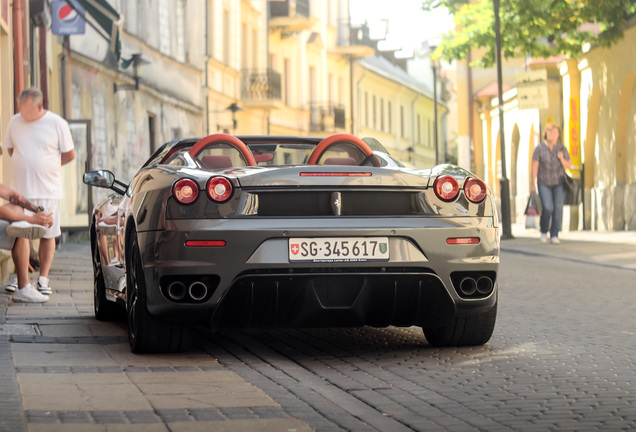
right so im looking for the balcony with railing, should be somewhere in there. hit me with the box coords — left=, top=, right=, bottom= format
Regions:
left=240, top=69, right=282, bottom=109
left=268, top=0, right=313, bottom=32
left=309, top=103, right=346, bottom=132
left=335, top=21, right=376, bottom=57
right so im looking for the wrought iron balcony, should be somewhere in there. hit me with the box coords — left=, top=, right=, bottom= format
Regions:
left=241, top=69, right=282, bottom=104
left=269, top=0, right=312, bottom=32
left=309, top=103, right=346, bottom=132
left=269, top=0, right=310, bottom=19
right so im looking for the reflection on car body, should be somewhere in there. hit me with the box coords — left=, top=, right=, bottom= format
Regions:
left=84, top=133, right=499, bottom=353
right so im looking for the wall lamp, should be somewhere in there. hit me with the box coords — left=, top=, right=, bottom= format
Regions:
left=113, top=53, right=150, bottom=92
left=226, top=102, right=243, bottom=132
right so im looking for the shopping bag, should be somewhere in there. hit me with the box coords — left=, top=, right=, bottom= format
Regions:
left=524, top=191, right=541, bottom=229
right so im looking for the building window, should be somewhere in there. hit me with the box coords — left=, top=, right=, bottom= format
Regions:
left=175, top=0, right=186, bottom=62
left=148, top=113, right=157, bottom=153
left=328, top=73, right=334, bottom=104
left=158, top=0, right=171, bottom=55
left=364, top=92, right=369, bottom=127
left=223, top=9, right=230, bottom=64
left=388, top=101, right=392, bottom=133
left=284, top=58, right=291, bottom=106
left=137, top=1, right=144, bottom=39
left=417, top=114, right=421, bottom=144
left=372, top=95, right=377, bottom=129
left=400, top=105, right=405, bottom=138
left=124, top=1, right=136, bottom=34
left=380, top=98, right=385, bottom=132
left=252, top=29, right=258, bottom=71
left=206, top=0, right=213, bottom=57
left=92, top=92, right=107, bottom=170
left=309, top=66, right=316, bottom=104
left=241, top=22, right=247, bottom=70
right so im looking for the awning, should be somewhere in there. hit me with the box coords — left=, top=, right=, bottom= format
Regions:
left=64, top=0, right=122, bottom=61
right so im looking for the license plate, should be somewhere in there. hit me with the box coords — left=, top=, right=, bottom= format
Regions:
left=288, top=237, right=389, bottom=262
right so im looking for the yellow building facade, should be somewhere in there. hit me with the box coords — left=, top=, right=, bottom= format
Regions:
left=354, top=55, right=444, bottom=167
left=267, top=0, right=358, bottom=137
left=572, top=19, right=636, bottom=231
left=473, top=17, right=636, bottom=232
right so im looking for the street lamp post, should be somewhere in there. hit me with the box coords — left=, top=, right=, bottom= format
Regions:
left=494, top=0, right=514, bottom=239
left=432, top=58, right=439, bottom=165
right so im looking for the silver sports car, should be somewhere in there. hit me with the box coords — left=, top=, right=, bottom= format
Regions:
left=84, top=133, right=499, bottom=353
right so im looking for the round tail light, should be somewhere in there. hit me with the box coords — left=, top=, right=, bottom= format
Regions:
left=464, top=177, right=487, bottom=203
left=172, top=179, right=199, bottom=204
left=207, top=176, right=233, bottom=202
left=433, top=175, right=459, bottom=201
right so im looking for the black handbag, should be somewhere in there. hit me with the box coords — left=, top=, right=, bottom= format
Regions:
left=563, top=172, right=581, bottom=206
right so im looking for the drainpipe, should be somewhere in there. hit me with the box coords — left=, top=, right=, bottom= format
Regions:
left=12, top=0, right=26, bottom=110
left=61, top=36, right=72, bottom=119
left=39, top=26, right=48, bottom=109
left=353, top=67, right=366, bottom=136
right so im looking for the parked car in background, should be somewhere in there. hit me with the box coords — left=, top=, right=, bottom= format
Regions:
left=84, top=133, right=499, bottom=353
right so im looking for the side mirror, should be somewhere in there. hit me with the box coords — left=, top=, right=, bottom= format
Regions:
left=83, top=170, right=115, bottom=188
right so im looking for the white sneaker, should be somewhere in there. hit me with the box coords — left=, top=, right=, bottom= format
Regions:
left=37, top=276, right=52, bottom=295
left=551, top=237, right=560, bottom=245
left=3, top=274, right=18, bottom=293
left=7, top=221, right=46, bottom=240
left=12, top=283, right=49, bottom=303
left=540, top=233, right=548, bottom=243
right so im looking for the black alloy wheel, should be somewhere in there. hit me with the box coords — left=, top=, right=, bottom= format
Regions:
left=126, top=228, right=192, bottom=353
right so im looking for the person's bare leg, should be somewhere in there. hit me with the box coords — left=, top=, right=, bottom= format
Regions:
left=38, top=237, right=56, bottom=278
left=12, top=238, right=31, bottom=288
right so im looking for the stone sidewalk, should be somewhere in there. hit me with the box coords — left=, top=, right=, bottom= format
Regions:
left=504, top=224, right=636, bottom=271
left=0, top=241, right=312, bottom=432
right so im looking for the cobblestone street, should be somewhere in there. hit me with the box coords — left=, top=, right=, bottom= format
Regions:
left=1, top=228, right=636, bottom=431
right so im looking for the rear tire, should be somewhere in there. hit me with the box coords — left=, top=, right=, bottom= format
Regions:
left=126, top=228, right=192, bottom=353
left=91, top=223, right=120, bottom=321
left=423, top=301, right=497, bottom=347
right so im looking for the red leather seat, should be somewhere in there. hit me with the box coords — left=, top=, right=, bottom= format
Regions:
left=202, top=155, right=233, bottom=169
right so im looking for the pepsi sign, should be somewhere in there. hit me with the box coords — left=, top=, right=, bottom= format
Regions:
left=51, top=0, right=85, bottom=35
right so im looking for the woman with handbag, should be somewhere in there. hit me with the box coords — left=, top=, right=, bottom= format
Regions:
left=531, top=123, right=572, bottom=244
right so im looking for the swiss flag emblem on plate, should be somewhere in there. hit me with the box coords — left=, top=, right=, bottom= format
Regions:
left=290, top=244, right=299, bottom=255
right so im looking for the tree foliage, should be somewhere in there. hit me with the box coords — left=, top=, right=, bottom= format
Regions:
left=422, top=0, right=636, bottom=68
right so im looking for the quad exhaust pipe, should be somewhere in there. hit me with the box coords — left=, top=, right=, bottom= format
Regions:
left=476, top=276, right=493, bottom=295
left=166, top=280, right=209, bottom=302
left=188, top=281, right=208, bottom=301
left=167, top=281, right=187, bottom=301
left=458, top=275, right=494, bottom=297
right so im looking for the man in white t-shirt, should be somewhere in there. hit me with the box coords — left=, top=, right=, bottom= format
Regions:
left=3, top=88, right=76, bottom=295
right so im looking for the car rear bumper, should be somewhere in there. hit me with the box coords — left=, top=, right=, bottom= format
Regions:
left=137, top=216, right=499, bottom=327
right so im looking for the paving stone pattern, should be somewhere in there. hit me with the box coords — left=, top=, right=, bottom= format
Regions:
left=2, top=233, right=636, bottom=431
